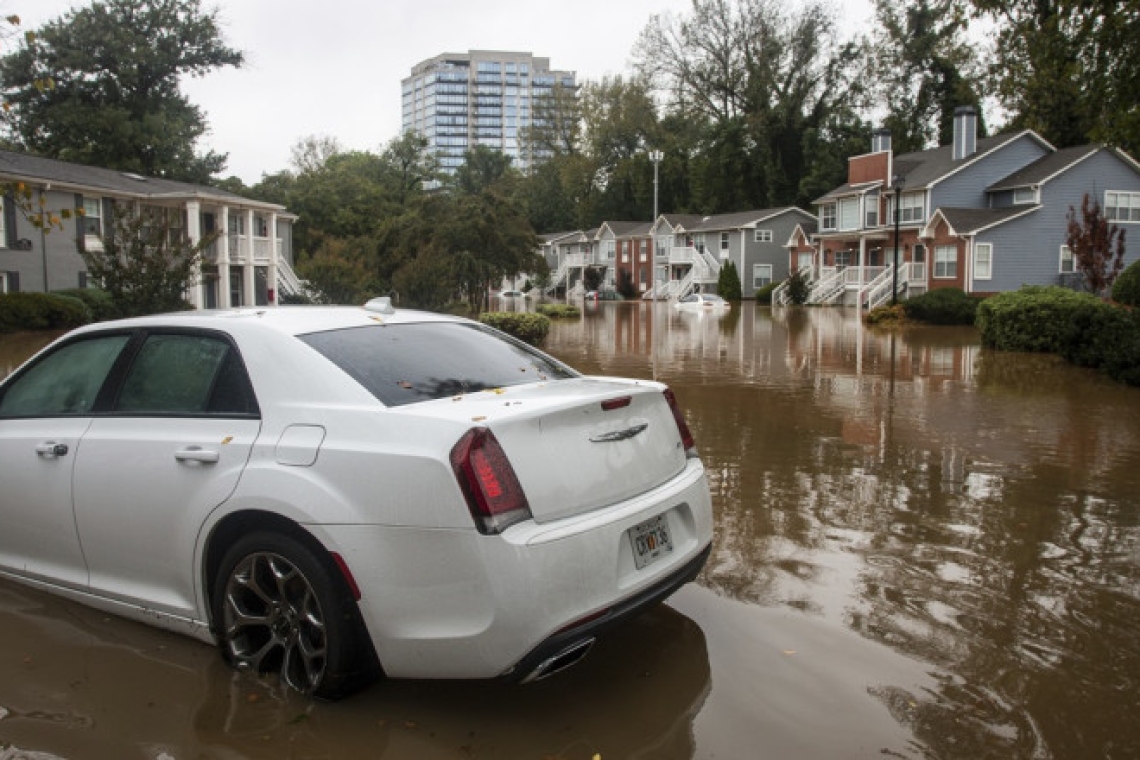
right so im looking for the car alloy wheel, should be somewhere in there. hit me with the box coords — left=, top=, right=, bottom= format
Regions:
left=222, top=549, right=328, bottom=694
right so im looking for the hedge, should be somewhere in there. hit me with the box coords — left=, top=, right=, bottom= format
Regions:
left=977, top=285, right=1140, bottom=387
left=536, top=303, right=581, bottom=319
left=52, top=287, right=119, bottom=322
left=1112, top=260, right=1140, bottom=307
left=902, top=287, right=980, bottom=325
left=976, top=286, right=1102, bottom=352
left=0, top=292, right=92, bottom=332
left=478, top=312, right=551, bottom=346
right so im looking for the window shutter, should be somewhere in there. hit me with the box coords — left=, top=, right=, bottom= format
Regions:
left=74, top=194, right=85, bottom=252
left=102, top=197, right=115, bottom=246
left=8, top=271, right=19, bottom=292
left=3, top=195, right=15, bottom=248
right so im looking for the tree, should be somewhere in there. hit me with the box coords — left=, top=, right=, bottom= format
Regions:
left=0, top=0, right=243, bottom=182
left=83, top=203, right=214, bottom=316
left=1066, top=194, right=1127, bottom=296
left=717, top=259, right=742, bottom=301
left=869, top=0, right=985, bottom=153
left=969, top=0, right=1140, bottom=155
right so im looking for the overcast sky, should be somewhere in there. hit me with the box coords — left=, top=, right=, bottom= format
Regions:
left=19, top=0, right=873, bottom=185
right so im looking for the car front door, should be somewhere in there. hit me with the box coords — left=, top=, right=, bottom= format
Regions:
left=72, top=331, right=260, bottom=618
left=0, top=334, right=132, bottom=587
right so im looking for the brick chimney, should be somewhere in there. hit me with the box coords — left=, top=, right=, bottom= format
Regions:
left=952, top=106, right=978, bottom=160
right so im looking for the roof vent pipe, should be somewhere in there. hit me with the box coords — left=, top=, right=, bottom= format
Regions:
left=953, top=106, right=978, bottom=161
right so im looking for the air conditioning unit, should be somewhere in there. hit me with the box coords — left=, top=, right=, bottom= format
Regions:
left=13, top=238, right=33, bottom=251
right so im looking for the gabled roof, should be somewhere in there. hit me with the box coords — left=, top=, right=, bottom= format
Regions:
left=0, top=150, right=283, bottom=210
left=538, top=230, right=581, bottom=244
left=597, top=221, right=652, bottom=239
left=674, top=207, right=814, bottom=233
left=813, top=181, right=882, bottom=204
left=987, top=145, right=1107, bottom=191
left=921, top=206, right=1040, bottom=237
left=893, top=131, right=1052, bottom=191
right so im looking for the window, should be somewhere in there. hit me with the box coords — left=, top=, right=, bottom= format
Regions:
left=753, top=264, right=772, bottom=289
left=694, top=234, right=706, bottom=252
left=720, top=232, right=730, bottom=250
left=1060, top=245, right=1075, bottom=274
left=228, top=213, right=245, bottom=236
left=117, top=334, right=258, bottom=416
left=754, top=229, right=773, bottom=243
left=820, top=203, right=836, bottom=231
left=865, top=194, right=880, bottom=227
left=891, top=192, right=925, bottom=223
left=604, top=240, right=615, bottom=260
left=797, top=252, right=813, bottom=271
left=1105, top=191, right=1140, bottom=222
left=838, top=198, right=859, bottom=231
left=1013, top=188, right=1036, bottom=205
left=302, top=323, right=578, bottom=408
left=934, top=245, right=957, bottom=279
left=974, top=243, right=993, bottom=280
left=0, top=335, right=130, bottom=417
left=639, top=240, right=648, bottom=262
left=254, top=215, right=269, bottom=238
left=835, top=251, right=852, bottom=268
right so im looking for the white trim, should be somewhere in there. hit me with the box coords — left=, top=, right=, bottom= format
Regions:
left=1059, top=244, right=1075, bottom=274
left=927, top=130, right=1057, bottom=191
left=934, top=245, right=958, bottom=279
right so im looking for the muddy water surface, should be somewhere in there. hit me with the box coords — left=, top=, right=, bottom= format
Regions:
left=1, top=303, right=1139, bottom=759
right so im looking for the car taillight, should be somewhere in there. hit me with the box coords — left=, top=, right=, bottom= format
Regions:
left=663, top=388, right=698, bottom=458
left=450, top=427, right=533, bottom=535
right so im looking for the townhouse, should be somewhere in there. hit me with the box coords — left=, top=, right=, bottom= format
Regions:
left=0, top=150, right=300, bottom=308
left=783, top=107, right=1140, bottom=307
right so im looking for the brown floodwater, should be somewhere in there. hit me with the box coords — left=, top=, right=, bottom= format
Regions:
left=1, top=302, right=1139, bottom=759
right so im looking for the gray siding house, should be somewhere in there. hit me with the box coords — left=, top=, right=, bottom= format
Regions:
left=0, top=151, right=299, bottom=308
left=650, top=208, right=816, bottom=299
left=794, top=107, right=1140, bottom=307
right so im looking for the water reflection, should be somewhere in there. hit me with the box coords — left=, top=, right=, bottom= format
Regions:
left=550, top=302, right=1140, bottom=758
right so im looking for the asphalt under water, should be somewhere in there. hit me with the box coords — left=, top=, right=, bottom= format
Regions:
left=1, top=302, right=1138, bottom=759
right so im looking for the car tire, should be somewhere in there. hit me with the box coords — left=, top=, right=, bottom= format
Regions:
left=212, top=530, right=378, bottom=699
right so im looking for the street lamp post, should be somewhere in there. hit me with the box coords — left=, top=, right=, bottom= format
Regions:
left=892, top=174, right=903, bottom=306
left=649, top=149, right=663, bottom=300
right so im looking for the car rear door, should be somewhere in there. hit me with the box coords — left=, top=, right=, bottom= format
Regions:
left=0, top=333, right=132, bottom=587
left=72, top=330, right=260, bottom=618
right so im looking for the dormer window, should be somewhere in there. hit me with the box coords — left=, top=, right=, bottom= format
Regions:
left=1013, top=188, right=1036, bottom=205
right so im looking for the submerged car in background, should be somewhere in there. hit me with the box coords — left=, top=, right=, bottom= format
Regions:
left=0, top=299, right=713, bottom=698
left=675, top=293, right=731, bottom=312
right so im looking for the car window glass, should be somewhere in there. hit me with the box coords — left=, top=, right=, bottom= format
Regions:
left=0, top=335, right=130, bottom=417
left=301, top=322, right=578, bottom=407
left=117, top=334, right=232, bottom=414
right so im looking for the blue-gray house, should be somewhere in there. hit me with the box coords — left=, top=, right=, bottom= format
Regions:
left=787, top=107, right=1140, bottom=307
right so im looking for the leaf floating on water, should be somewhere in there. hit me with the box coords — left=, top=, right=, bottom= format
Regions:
left=782, top=650, right=797, bottom=656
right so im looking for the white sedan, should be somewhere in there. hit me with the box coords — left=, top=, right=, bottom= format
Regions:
left=675, top=293, right=731, bottom=312
left=0, top=299, right=713, bottom=698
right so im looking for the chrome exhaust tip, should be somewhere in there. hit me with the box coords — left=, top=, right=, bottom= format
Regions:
left=521, top=638, right=596, bottom=683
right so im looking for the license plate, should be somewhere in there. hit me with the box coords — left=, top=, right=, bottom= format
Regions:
left=628, top=514, right=674, bottom=570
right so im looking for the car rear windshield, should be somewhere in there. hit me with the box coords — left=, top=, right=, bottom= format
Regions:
left=300, top=322, right=579, bottom=407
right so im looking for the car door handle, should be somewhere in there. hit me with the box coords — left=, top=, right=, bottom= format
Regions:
left=174, top=447, right=220, bottom=464
left=35, top=442, right=69, bottom=458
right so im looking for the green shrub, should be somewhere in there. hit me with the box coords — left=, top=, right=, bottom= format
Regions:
left=1112, top=260, right=1140, bottom=307
left=0, top=292, right=92, bottom=332
left=52, top=287, right=119, bottom=321
left=754, top=282, right=779, bottom=302
left=718, top=260, right=742, bottom=301
left=864, top=304, right=907, bottom=326
left=902, top=287, right=980, bottom=325
left=478, top=312, right=551, bottom=346
left=785, top=269, right=810, bottom=305
left=976, top=286, right=1102, bottom=352
left=1057, top=298, right=1137, bottom=368
left=536, top=303, right=580, bottom=319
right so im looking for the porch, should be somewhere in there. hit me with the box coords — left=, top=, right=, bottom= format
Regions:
left=771, top=263, right=928, bottom=307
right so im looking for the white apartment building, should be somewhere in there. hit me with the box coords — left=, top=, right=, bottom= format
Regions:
left=401, top=50, right=576, bottom=174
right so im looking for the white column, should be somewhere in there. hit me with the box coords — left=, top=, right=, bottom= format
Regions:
left=245, top=209, right=256, bottom=306
left=219, top=206, right=231, bottom=308
left=185, top=201, right=203, bottom=309
left=268, top=212, right=279, bottom=305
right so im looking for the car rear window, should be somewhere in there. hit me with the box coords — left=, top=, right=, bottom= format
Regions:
left=300, top=322, right=578, bottom=407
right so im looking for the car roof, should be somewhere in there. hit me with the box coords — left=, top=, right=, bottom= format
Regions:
left=68, top=303, right=466, bottom=340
